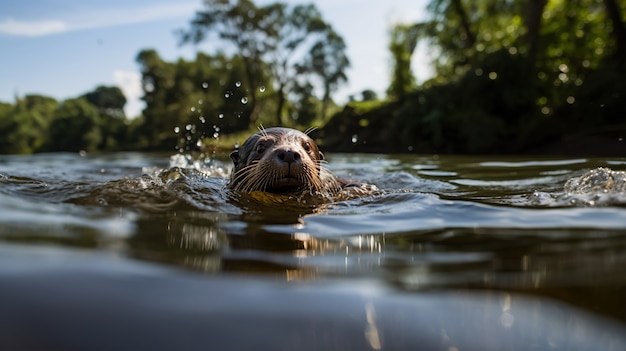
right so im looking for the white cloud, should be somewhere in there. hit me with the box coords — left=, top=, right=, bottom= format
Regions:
left=114, top=70, right=144, bottom=118
left=0, top=18, right=69, bottom=37
left=0, top=2, right=198, bottom=37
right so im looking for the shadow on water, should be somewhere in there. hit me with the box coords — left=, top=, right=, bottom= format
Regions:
left=1, top=152, right=626, bottom=350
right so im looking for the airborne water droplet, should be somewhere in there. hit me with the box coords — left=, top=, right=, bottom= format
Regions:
left=174, top=127, right=180, bottom=133
left=241, top=97, right=248, bottom=104
left=218, top=113, right=224, bottom=119
left=235, top=81, right=241, bottom=87
left=224, top=91, right=232, bottom=98
left=351, top=134, right=358, bottom=143
left=259, top=86, right=266, bottom=92
left=202, top=82, right=208, bottom=89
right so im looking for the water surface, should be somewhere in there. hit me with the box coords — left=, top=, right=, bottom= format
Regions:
left=1, top=152, right=625, bottom=350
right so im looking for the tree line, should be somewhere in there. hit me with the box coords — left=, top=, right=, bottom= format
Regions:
left=0, top=0, right=348, bottom=154
left=1, top=0, right=624, bottom=155
left=324, top=0, right=626, bottom=155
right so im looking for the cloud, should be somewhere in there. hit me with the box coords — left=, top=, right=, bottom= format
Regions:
left=114, top=70, right=144, bottom=118
left=0, top=2, right=199, bottom=37
left=0, top=18, right=69, bottom=37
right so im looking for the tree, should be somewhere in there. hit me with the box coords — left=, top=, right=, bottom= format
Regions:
left=0, top=95, right=58, bottom=154
left=178, top=0, right=268, bottom=124
left=303, top=29, right=349, bottom=119
left=82, top=86, right=128, bottom=150
left=135, top=48, right=275, bottom=149
left=387, top=24, right=419, bottom=100
left=179, top=0, right=349, bottom=126
left=82, top=86, right=127, bottom=119
left=48, top=98, right=102, bottom=152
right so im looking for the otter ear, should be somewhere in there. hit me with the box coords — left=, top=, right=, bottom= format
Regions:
left=319, top=151, right=325, bottom=160
left=230, top=150, right=240, bottom=166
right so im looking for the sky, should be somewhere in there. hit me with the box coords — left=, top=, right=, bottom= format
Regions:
left=0, top=0, right=431, bottom=117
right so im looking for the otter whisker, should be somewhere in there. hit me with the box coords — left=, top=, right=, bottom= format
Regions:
left=228, top=127, right=372, bottom=198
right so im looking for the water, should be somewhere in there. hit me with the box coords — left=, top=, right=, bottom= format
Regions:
left=1, top=151, right=626, bottom=350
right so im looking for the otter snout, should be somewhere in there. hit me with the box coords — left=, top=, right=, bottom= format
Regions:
left=274, top=148, right=301, bottom=164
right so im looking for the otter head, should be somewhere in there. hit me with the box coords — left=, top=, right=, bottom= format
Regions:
left=228, top=127, right=327, bottom=193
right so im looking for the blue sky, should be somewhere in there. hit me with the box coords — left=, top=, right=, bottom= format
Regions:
left=0, top=0, right=430, bottom=117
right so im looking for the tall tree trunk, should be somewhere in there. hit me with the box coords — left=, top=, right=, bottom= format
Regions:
left=602, top=0, right=626, bottom=64
left=524, top=0, right=547, bottom=59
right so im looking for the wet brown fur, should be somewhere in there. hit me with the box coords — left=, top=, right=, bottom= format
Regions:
left=228, top=127, right=344, bottom=194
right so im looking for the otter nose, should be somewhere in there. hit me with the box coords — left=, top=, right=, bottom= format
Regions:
left=276, top=149, right=300, bottom=163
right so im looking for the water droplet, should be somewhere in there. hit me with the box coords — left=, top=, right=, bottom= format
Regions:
left=199, top=116, right=206, bottom=123
left=488, top=72, right=498, bottom=80
left=241, top=97, right=248, bottom=104
left=259, top=86, right=266, bottom=92
left=198, top=99, right=203, bottom=105
left=351, top=134, right=358, bottom=143
left=202, top=82, right=209, bottom=89
left=186, top=124, right=193, bottom=131
left=224, top=91, right=232, bottom=98
left=190, top=106, right=196, bottom=112
left=213, top=132, right=220, bottom=139
left=79, top=150, right=87, bottom=157
left=566, top=96, right=575, bottom=104
left=174, top=127, right=180, bottom=133
left=218, top=113, right=224, bottom=119
left=235, top=81, right=241, bottom=87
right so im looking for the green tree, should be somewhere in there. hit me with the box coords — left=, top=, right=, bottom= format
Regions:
left=302, top=28, right=349, bottom=119
left=0, top=95, right=58, bottom=154
left=179, top=0, right=348, bottom=126
left=135, top=49, right=272, bottom=150
left=82, top=86, right=128, bottom=150
left=324, top=0, right=625, bottom=155
left=387, top=24, right=418, bottom=100
left=48, top=98, right=102, bottom=152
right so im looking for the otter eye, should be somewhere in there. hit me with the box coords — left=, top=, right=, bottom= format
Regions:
left=303, top=142, right=311, bottom=152
left=256, top=143, right=266, bottom=154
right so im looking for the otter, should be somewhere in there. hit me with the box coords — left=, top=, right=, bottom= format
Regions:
left=228, top=127, right=352, bottom=194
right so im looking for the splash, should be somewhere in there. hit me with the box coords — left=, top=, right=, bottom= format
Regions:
left=529, top=168, right=626, bottom=207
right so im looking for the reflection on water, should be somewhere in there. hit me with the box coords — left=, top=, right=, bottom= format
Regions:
left=1, top=152, right=626, bottom=349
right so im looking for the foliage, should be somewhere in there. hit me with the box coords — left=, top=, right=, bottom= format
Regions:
left=0, top=87, right=135, bottom=154
left=135, top=49, right=277, bottom=151
left=387, top=24, right=418, bottom=100
left=179, top=0, right=349, bottom=126
left=1, top=0, right=623, bottom=156
left=48, top=97, right=102, bottom=152
left=0, top=95, right=57, bottom=154
left=323, top=0, right=626, bottom=155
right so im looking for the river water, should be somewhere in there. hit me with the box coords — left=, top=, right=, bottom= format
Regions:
left=1, top=151, right=626, bottom=350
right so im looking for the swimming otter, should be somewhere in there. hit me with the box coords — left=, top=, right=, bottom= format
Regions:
left=228, top=127, right=347, bottom=194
